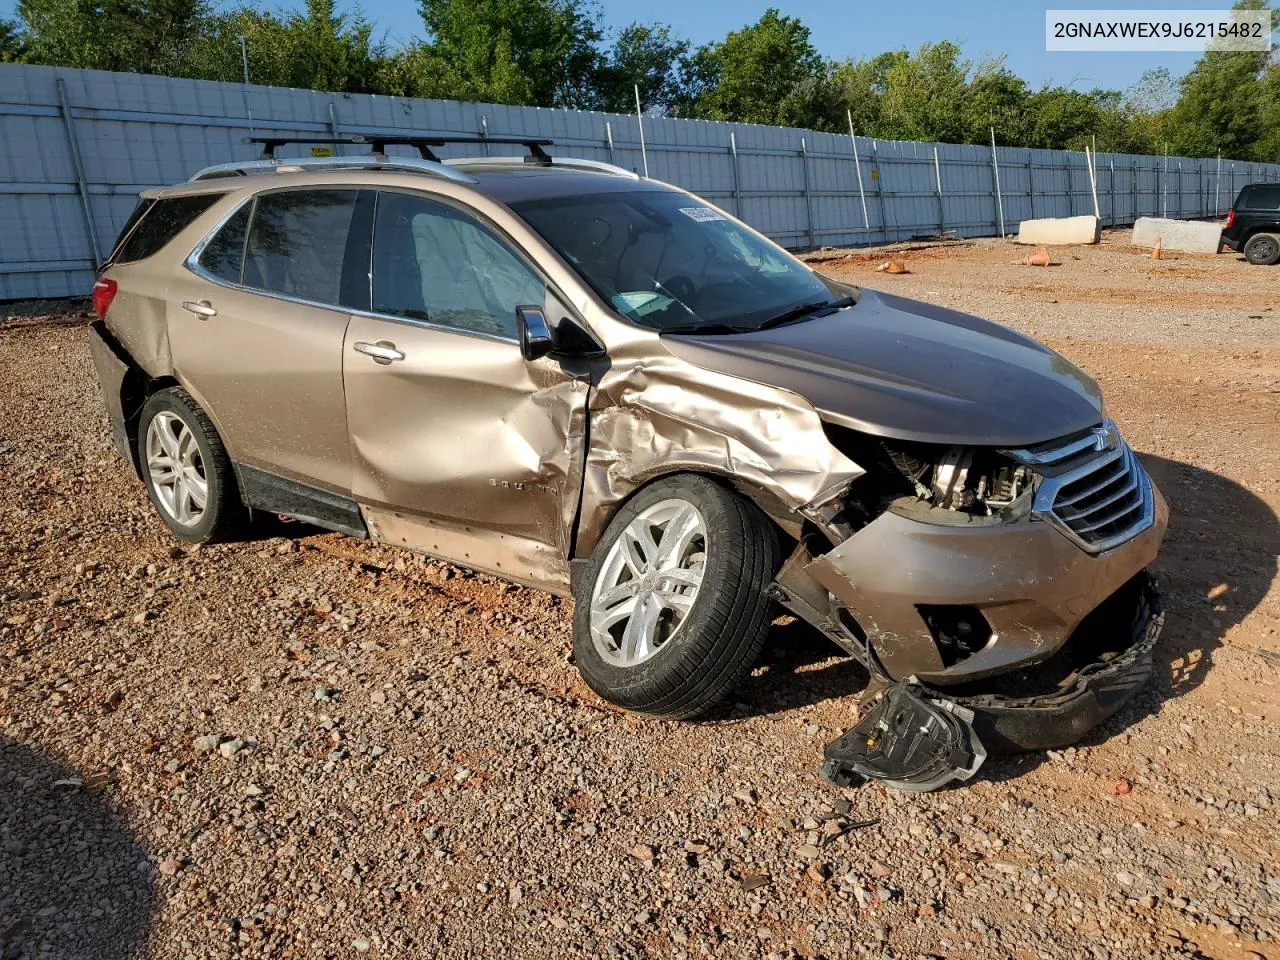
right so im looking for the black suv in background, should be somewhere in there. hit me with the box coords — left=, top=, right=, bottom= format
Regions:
left=1221, top=182, right=1280, bottom=265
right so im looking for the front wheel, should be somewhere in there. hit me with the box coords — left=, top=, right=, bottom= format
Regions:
left=1244, top=232, right=1280, bottom=266
left=572, top=475, right=779, bottom=718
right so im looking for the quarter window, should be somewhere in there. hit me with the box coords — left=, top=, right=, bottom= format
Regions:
left=114, top=193, right=222, bottom=264
left=197, top=202, right=251, bottom=284
left=372, top=192, right=544, bottom=339
left=242, top=190, right=359, bottom=305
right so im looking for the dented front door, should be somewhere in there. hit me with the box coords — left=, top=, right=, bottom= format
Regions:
left=341, top=189, right=588, bottom=591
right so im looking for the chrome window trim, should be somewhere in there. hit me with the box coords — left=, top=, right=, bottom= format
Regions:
left=183, top=193, right=521, bottom=348
left=182, top=183, right=606, bottom=351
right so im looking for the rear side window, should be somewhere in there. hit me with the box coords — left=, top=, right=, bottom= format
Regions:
left=242, top=190, right=358, bottom=305
left=1240, top=186, right=1280, bottom=210
left=197, top=202, right=252, bottom=284
left=114, top=194, right=222, bottom=263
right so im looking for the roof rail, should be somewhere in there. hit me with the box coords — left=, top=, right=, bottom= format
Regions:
left=188, top=155, right=478, bottom=184
left=445, top=156, right=640, bottom=179
left=244, top=134, right=554, bottom=164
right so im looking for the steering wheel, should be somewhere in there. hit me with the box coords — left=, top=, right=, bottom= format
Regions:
left=662, top=275, right=696, bottom=305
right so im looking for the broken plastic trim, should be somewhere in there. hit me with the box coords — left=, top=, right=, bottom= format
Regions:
left=820, top=683, right=987, bottom=793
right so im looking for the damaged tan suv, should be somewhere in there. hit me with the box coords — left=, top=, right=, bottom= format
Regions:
left=89, top=135, right=1167, bottom=790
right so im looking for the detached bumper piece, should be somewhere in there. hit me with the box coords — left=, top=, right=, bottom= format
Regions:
left=820, top=685, right=987, bottom=793
left=821, top=572, right=1163, bottom=792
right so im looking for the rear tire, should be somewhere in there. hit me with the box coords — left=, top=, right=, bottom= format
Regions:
left=1243, top=232, right=1280, bottom=266
left=572, top=475, right=780, bottom=719
left=137, top=387, right=246, bottom=543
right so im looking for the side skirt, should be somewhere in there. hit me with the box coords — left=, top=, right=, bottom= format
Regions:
left=235, top=463, right=368, bottom=538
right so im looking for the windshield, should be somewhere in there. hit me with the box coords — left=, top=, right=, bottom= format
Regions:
left=511, top=189, right=837, bottom=332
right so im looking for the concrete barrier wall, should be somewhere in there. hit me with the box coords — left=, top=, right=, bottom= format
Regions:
left=2, top=63, right=1279, bottom=299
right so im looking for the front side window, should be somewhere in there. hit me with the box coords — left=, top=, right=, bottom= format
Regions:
left=372, top=192, right=544, bottom=339
left=197, top=202, right=252, bottom=284
left=512, top=188, right=834, bottom=333
left=114, top=193, right=222, bottom=264
left=242, top=190, right=359, bottom=305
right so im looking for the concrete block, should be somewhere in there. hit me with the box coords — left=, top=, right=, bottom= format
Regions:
left=1131, top=217, right=1222, bottom=254
left=1016, top=215, right=1100, bottom=245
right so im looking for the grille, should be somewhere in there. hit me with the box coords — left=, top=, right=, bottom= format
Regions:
left=1007, top=421, right=1153, bottom=553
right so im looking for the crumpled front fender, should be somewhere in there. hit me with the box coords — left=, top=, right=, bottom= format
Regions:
left=573, top=340, right=863, bottom=558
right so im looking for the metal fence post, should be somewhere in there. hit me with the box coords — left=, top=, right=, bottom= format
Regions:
left=932, top=146, right=945, bottom=234
left=56, top=78, right=102, bottom=269
left=846, top=111, right=869, bottom=230
left=1027, top=149, right=1037, bottom=220
left=605, top=121, right=615, bottom=165
left=729, top=132, right=742, bottom=218
left=328, top=101, right=342, bottom=139
left=478, top=114, right=490, bottom=157
left=990, top=129, right=1006, bottom=238
left=800, top=137, right=815, bottom=247
left=871, top=140, right=890, bottom=242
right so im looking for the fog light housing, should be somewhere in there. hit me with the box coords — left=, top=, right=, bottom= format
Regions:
left=918, top=605, right=992, bottom=667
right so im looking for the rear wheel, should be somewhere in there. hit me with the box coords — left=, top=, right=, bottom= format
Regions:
left=137, top=387, right=246, bottom=543
left=1243, top=232, right=1280, bottom=265
left=572, top=475, right=779, bottom=718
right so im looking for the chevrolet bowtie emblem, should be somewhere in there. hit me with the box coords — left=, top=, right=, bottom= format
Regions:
left=1090, top=422, right=1118, bottom=451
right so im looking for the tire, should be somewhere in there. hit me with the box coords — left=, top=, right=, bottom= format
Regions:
left=1243, top=232, right=1280, bottom=266
left=136, top=387, right=246, bottom=543
left=572, top=475, right=780, bottom=718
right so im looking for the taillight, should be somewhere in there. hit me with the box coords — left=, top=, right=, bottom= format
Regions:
left=92, top=277, right=117, bottom=320
left=1225, top=208, right=1235, bottom=229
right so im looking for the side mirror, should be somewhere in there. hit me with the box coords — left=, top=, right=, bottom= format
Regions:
left=516, top=305, right=554, bottom=361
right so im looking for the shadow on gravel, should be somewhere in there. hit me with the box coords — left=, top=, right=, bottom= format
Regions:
left=0, top=739, right=155, bottom=959
left=707, top=454, right=1277, bottom=786
left=982, top=453, right=1278, bottom=783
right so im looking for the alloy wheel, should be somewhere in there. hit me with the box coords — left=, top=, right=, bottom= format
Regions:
left=589, top=499, right=708, bottom=666
left=145, top=411, right=207, bottom=527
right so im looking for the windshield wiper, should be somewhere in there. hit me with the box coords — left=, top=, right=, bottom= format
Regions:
left=755, top=296, right=855, bottom=331
left=659, top=322, right=753, bottom=336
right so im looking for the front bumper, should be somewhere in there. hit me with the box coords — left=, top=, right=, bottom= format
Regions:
left=804, top=479, right=1168, bottom=684
left=820, top=571, right=1163, bottom=790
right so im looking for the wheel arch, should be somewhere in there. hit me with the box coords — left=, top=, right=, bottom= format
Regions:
left=571, top=466, right=798, bottom=564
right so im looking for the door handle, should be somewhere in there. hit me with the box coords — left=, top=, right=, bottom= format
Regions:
left=353, top=340, right=405, bottom=364
left=181, top=300, right=217, bottom=318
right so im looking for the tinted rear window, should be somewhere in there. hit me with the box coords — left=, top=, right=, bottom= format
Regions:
left=1240, top=186, right=1280, bottom=210
left=242, top=190, right=358, bottom=305
left=197, top=202, right=252, bottom=284
left=108, top=199, right=154, bottom=262
left=115, top=194, right=222, bottom=264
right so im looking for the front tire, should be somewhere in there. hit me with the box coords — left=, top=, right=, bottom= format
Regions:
left=137, top=387, right=246, bottom=543
left=1243, top=232, right=1280, bottom=266
left=572, top=475, right=780, bottom=718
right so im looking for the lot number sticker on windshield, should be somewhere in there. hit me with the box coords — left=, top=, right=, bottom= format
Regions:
left=679, top=206, right=727, bottom=223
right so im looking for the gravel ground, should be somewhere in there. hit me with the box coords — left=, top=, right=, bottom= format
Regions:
left=1, top=240, right=1278, bottom=960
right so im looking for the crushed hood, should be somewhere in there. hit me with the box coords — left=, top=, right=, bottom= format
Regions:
left=662, top=289, right=1103, bottom=447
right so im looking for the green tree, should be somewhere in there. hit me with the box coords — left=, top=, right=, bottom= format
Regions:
left=596, top=22, right=690, bottom=114
left=0, top=18, right=24, bottom=61
left=418, top=0, right=602, bottom=107
left=826, top=51, right=901, bottom=136
left=181, top=0, right=382, bottom=93
left=688, top=8, right=826, bottom=127
left=1164, top=0, right=1277, bottom=160
left=1023, top=87, right=1106, bottom=150
left=16, top=0, right=208, bottom=73
left=878, top=41, right=970, bottom=143
left=962, top=57, right=1030, bottom=145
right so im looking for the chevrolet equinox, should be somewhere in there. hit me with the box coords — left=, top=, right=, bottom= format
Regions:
left=88, top=136, right=1167, bottom=790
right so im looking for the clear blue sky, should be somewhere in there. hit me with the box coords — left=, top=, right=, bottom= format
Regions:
left=344, top=0, right=1210, bottom=91
left=3, top=0, right=1221, bottom=91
